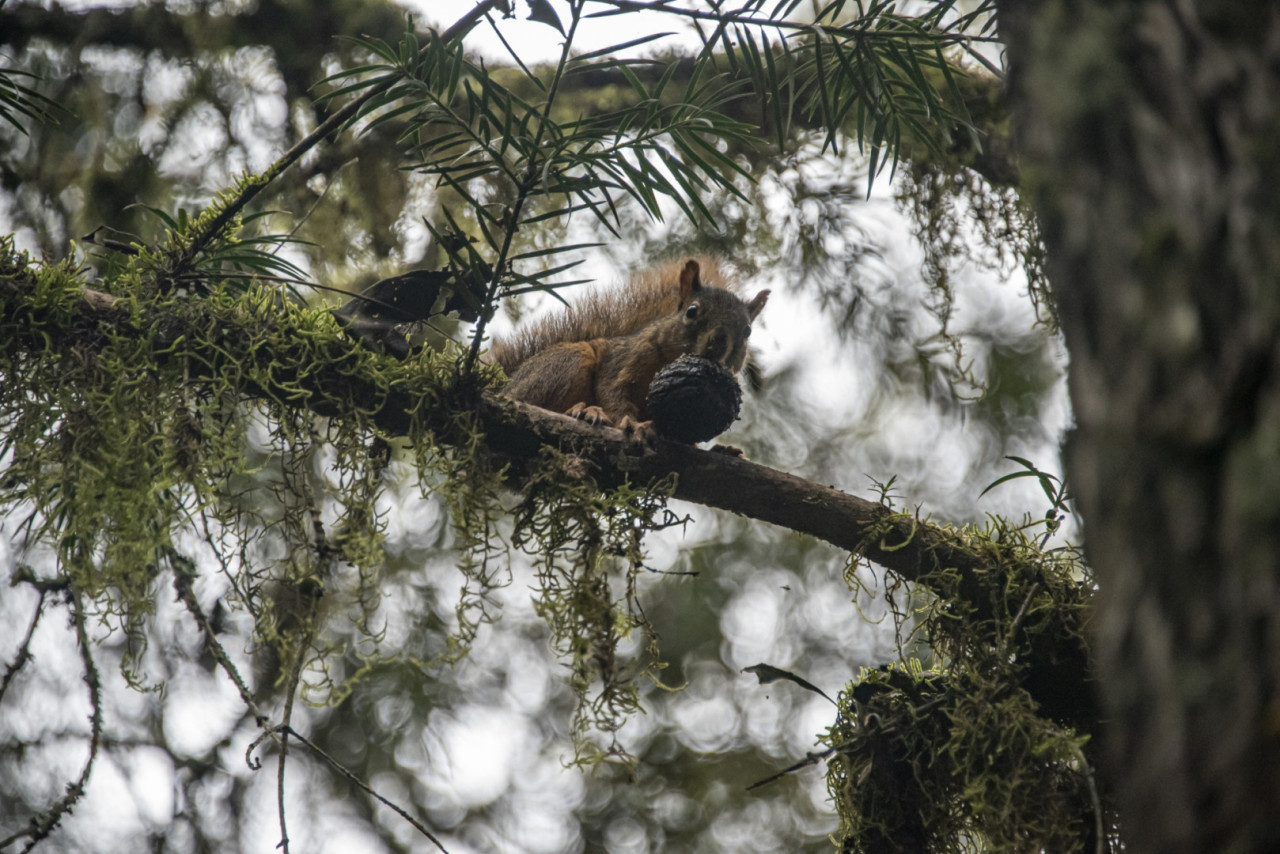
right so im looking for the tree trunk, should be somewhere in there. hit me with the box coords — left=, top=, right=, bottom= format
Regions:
left=1000, top=2, right=1280, bottom=851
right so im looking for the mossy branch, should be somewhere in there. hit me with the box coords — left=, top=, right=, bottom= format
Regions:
left=0, top=273, right=1095, bottom=730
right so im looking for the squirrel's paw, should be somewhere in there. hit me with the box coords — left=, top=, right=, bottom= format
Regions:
left=566, top=403, right=613, bottom=427
left=616, top=416, right=658, bottom=443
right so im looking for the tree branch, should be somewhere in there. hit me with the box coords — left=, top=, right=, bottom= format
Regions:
left=0, top=588, right=105, bottom=853
left=0, top=274, right=1095, bottom=730
left=0, top=587, right=46, bottom=707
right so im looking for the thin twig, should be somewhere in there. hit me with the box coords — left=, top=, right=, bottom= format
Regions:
left=9, top=566, right=72, bottom=595
left=274, top=603, right=318, bottom=854
left=5, top=589, right=105, bottom=853
left=198, top=509, right=259, bottom=622
left=999, top=580, right=1041, bottom=660
left=586, top=0, right=1005, bottom=44
left=745, top=746, right=837, bottom=791
left=276, top=729, right=290, bottom=854
left=1008, top=581, right=1041, bottom=639
left=281, top=726, right=451, bottom=853
left=1069, top=740, right=1106, bottom=854
left=170, top=552, right=273, bottom=729
left=274, top=461, right=331, bottom=854
left=277, top=158, right=357, bottom=249
left=464, top=0, right=585, bottom=372
left=0, top=588, right=46, bottom=706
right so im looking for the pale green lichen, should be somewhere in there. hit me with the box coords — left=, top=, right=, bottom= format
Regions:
left=1, top=229, right=661, bottom=758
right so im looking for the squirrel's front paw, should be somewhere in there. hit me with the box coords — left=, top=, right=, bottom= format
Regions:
left=616, top=416, right=657, bottom=443
left=566, top=403, right=613, bottom=426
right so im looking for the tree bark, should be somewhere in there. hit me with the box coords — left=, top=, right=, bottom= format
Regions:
left=1000, top=2, right=1280, bottom=851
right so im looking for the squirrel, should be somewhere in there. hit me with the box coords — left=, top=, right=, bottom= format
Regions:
left=492, top=258, right=769, bottom=437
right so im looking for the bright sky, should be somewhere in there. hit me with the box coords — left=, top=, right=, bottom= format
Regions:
left=405, top=0, right=706, bottom=63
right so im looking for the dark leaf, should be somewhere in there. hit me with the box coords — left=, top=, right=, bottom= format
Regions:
left=525, top=0, right=565, bottom=36
left=743, top=663, right=836, bottom=704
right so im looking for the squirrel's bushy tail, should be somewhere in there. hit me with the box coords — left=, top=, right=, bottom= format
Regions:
left=489, top=257, right=734, bottom=375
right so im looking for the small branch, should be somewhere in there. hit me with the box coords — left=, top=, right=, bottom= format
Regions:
left=274, top=523, right=325, bottom=854
left=1008, top=581, right=1041, bottom=640
left=5, top=590, right=105, bottom=853
left=586, top=0, right=1005, bottom=45
left=1069, top=740, right=1106, bottom=854
left=171, top=551, right=274, bottom=730
left=10, top=566, right=72, bottom=595
left=746, top=746, right=837, bottom=791
left=464, top=0, right=585, bottom=373
left=175, top=549, right=412, bottom=850
left=0, top=587, right=47, bottom=706
left=276, top=728, right=290, bottom=854
left=280, top=726, right=451, bottom=853
left=998, top=580, right=1041, bottom=660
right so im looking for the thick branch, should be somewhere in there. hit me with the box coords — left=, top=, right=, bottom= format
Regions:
left=0, top=275, right=1094, bottom=729
left=0, top=0, right=417, bottom=98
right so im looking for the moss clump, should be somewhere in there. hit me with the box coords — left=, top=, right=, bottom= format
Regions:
left=828, top=512, right=1112, bottom=853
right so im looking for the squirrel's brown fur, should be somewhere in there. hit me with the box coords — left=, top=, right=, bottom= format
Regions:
left=494, top=257, right=769, bottom=436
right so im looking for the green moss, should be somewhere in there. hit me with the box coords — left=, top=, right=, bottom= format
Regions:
left=1, top=230, right=680, bottom=759
left=831, top=512, right=1108, bottom=853
left=514, top=451, right=678, bottom=766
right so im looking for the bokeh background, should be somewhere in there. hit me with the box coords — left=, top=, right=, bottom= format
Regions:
left=0, top=2, right=1065, bottom=851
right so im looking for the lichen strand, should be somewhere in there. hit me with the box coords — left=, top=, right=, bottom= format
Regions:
left=831, top=514, right=1110, bottom=853
left=897, top=161, right=1053, bottom=327
left=0, top=240, right=436, bottom=686
left=513, top=450, right=679, bottom=767
left=2, top=236, right=677, bottom=755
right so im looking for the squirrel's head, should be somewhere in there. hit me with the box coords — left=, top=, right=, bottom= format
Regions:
left=676, top=260, right=769, bottom=373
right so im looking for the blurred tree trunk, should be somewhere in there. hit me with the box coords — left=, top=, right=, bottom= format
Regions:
left=999, top=2, right=1280, bottom=852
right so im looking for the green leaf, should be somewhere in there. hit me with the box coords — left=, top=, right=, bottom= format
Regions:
left=127, top=203, right=180, bottom=233
left=509, top=243, right=602, bottom=262
left=570, top=33, right=674, bottom=64
left=525, top=0, right=565, bottom=35
left=980, top=457, right=1067, bottom=514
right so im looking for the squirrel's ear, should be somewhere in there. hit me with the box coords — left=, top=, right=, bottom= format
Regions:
left=746, top=289, right=770, bottom=320
left=679, top=260, right=701, bottom=303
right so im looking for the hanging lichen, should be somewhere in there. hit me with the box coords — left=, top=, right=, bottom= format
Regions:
left=513, top=448, right=680, bottom=766
left=0, top=229, right=663, bottom=759
left=897, top=160, right=1053, bottom=327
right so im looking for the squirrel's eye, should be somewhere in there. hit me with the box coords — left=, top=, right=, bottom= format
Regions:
left=685, top=303, right=699, bottom=320
left=743, top=325, right=752, bottom=339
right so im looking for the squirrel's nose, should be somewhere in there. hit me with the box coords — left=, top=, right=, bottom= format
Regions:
left=700, top=332, right=728, bottom=362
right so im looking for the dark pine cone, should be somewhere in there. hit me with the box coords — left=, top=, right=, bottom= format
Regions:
left=646, top=355, right=742, bottom=443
